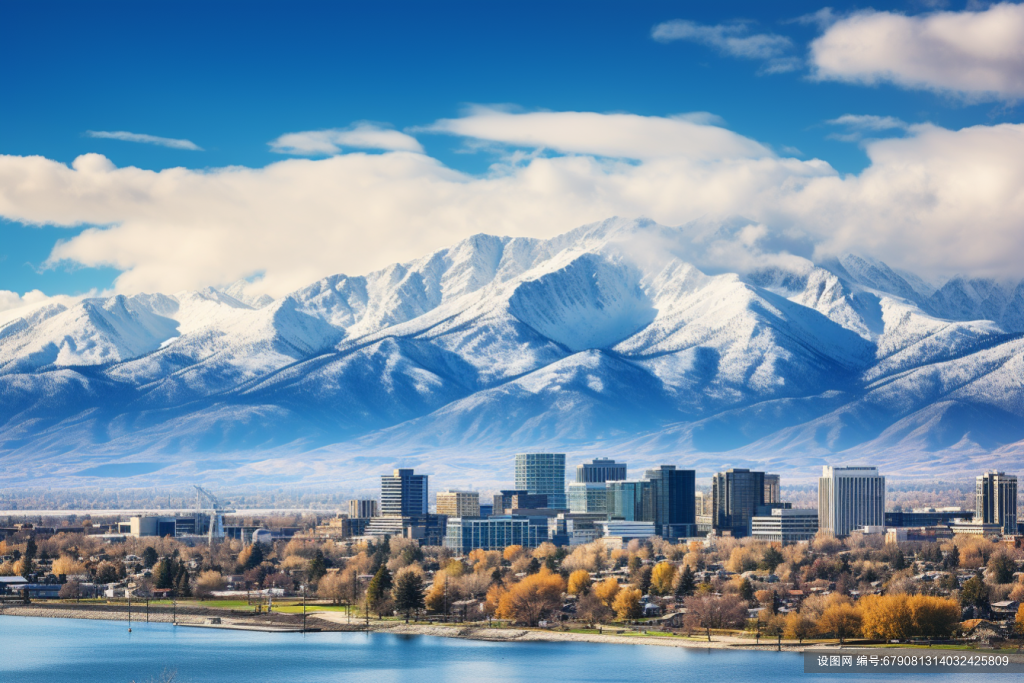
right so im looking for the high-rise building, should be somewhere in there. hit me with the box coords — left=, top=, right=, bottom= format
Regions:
left=642, top=465, right=696, bottom=539
left=493, top=489, right=527, bottom=514
left=695, top=491, right=712, bottom=516
left=764, top=474, right=781, bottom=504
left=712, top=468, right=766, bottom=537
left=515, top=453, right=566, bottom=509
left=436, top=490, right=480, bottom=518
left=568, top=482, right=608, bottom=514
left=576, top=458, right=627, bottom=483
left=607, top=480, right=655, bottom=522
left=976, top=471, right=1017, bottom=535
left=348, top=499, right=378, bottom=519
left=818, top=466, right=885, bottom=537
left=380, top=469, right=428, bottom=516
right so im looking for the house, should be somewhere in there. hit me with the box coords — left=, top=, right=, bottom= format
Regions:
left=990, top=600, right=1019, bottom=618
left=0, top=576, right=28, bottom=595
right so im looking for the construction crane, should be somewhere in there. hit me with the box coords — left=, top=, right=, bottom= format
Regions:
left=193, top=485, right=235, bottom=545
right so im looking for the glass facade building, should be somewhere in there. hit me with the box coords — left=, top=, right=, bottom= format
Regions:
left=764, top=474, right=781, bottom=504
left=514, top=453, right=566, bottom=509
left=712, top=468, right=766, bottom=538
left=976, top=470, right=1017, bottom=535
left=381, top=468, right=428, bottom=516
left=443, top=515, right=543, bottom=552
left=642, top=465, right=696, bottom=539
left=818, top=466, right=885, bottom=537
left=568, top=483, right=608, bottom=514
left=607, top=480, right=655, bottom=522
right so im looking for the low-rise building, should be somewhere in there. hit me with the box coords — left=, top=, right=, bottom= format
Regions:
left=885, top=526, right=954, bottom=544
left=750, top=508, right=818, bottom=544
left=443, top=515, right=543, bottom=552
left=951, top=520, right=1004, bottom=537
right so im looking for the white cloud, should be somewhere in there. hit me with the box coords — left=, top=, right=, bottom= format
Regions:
left=428, top=107, right=772, bottom=161
left=827, top=114, right=908, bottom=131
left=652, top=20, right=800, bottom=73
left=0, top=290, right=78, bottom=326
left=0, top=111, right=1022, bottom=299
left=810, top=3, right=1024, bottom=99
left=269, top=123, right=424, bottom=155
left=86, top=131, right=202, bottom=151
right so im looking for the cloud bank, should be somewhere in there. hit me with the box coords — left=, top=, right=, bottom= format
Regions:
left=811, top=3, right=1024, bottom=99
left=0, top=109, right=1022, bottom=306
left=86, top=131, right=202, bottom=150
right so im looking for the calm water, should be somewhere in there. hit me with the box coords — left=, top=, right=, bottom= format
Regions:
left=0, top=616, right=975, bottom=683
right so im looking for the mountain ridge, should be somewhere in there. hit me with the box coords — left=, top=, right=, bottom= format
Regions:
left=2, top=217, right=1023, bottom=488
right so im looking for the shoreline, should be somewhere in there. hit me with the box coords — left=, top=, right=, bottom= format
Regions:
left=0, top=605, right=808, bottom=651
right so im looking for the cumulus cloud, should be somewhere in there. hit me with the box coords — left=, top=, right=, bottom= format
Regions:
left=0, top=110, right=1022, bottom=299
left=269, top=123, right=424, bottom=155
left=652, top=20, right=800, bottom=73
left=86, top=131, right=202, bottom=151
left=0, top=290, right=78, bottom=326
left=810, top=3, right=1024, bottom=99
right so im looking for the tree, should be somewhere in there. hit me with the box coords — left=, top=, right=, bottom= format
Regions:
left=592, top=577, right=620, bottom=607
left=987, top=550, right=1016, bottom=584
left=52, top=555, right=86, bottom=578
left=567, top=569, right=592, bottom=596
left=683, top=594, right=748, bottom=631
left=909, top=595, right=960, bottom=638
left=176, top=571, right=192, bottom=598
left=15, top=555, right=34, bottom=579
left=759, top=546, right=784, bottom=572
left=673, top=564, right=695, bottom=598
left=783, top=612, right=818, bottom=643
left=317, top=572, right=347, bottom=605
left=58, top=580, right=81, bottom=601
left=307, top=550, right=327, bottom=586
left=860, top=594, right=913, bottom=641
left=576, top=591, right=612, bottom=626
left=392, top=567, right=425, bottom=619
left=152, top=559, right=176, bottom=589
left=495, top=569, right=566, bottom=626
left=503, top=545, right=524, bottom=563
left=960, top=575, right=989, bottom=609
left=633, top=565, right=653, bottom=595
left=1016, top=604, right=1024, bottom=637
left=942, top=545, right=960, bottom=570
left=890, top=547, right=907, bottom=571
left=817, top=603, right=862, bottom=644
left=141, top=547, right=159, bottom=569
left=650, top=562, right=676, bottom=596
left=736, top=577, right=754, bottom=602
left=194, top=570, right=225, bottom=599
left=239, top=543, right=264, bottom=572
left=367, top=565, right=394, bottom=611
left=612, top=587, right=643, bottom=621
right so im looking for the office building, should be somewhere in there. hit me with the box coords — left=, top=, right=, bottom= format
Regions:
left=444, top=516, right=543, bottom=552
left=695, top=491, right=712, bottom=516
left=607, top=480, right=655, bottom=522
left=436, top=490, right=480, bottom=518
left=643, top=465, right=696, bottom=539
left=568, top=482, right=608, bottom=515
left=493, top=490, right=527, bottom=515
left=381, top=469, right=428, bottom=516
left=751, top=508, right=818, bottom=544
left=364, top=514, right=447, bottom=545
left=951, top=520, right=1003, bottom=537
left=119, top=514, right=210, bottom=538
left=885, top=507, right=971, bottom=528
left=976, top=471, right=1017, bottom=535
left=576, top=458, right=627, bottom=484
left=515, top=453, right=566, bottom=509
left=818, top=466, right=885, bottom=537
left=597, top=520, right=657, bottom=548
left=547, top=513, right=606, bottom=546
left=348, top=499, right=378, bottom=519
left=764, top=474, right=781, bottom=504
left=510, top=493, right=550, bottom=511
left=712, top=468, right=766, bottom=537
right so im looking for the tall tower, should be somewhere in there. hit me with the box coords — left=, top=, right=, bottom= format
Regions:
left=764, top=474, right=781, bottom=504
left=818, top=466, right=885, bottom=537
left=643, top=465, right=696, bottom=539
left=976, top=471, right=1017, bottom=535
left=514, top=453, right=566, bottom=509
left=711, top=468, right=765, bottom=537
left=380, top=469, right=428, bottom=516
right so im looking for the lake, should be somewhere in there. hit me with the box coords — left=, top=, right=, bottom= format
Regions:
left=0, top=616, right=975, bottom=682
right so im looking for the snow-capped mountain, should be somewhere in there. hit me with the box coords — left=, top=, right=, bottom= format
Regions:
left=2, top=217, right=1023, bottom=488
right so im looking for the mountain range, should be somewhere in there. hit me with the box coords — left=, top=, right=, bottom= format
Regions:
left=2, top=217, right=1023, bottom=490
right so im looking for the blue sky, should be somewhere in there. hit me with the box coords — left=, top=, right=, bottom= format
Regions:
left=1, top=1, right=1023, bottom=306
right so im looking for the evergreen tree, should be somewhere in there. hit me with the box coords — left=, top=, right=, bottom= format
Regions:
left=737, top=577, right=754, bottom=602
left=526, top=558, right=541, bottom=574
left=242, top=543, right=264, bottom=571
left=942, top=545, right=960, bottom=570
left=141, top=547, right=158, bottom=569
left=675, top=564, right=695, bottom=598
left=759, top=546, right=784, bottom=572
left=892, top=548, right=906, bottom=570
left=367, top=564, right=393, bottom=606
left=176, top=571, right=192, bottom=598
left=392, top=570, right=425, bottom=619
left=307, top=550, right=327, bottom=585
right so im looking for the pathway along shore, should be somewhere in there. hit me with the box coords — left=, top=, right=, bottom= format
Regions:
left=0, top=603, right=810, bottom=651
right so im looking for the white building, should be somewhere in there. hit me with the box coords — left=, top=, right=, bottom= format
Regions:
left=751, top=508, right=818, bottom=544
left=818, top=466, right=885, bottom=537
